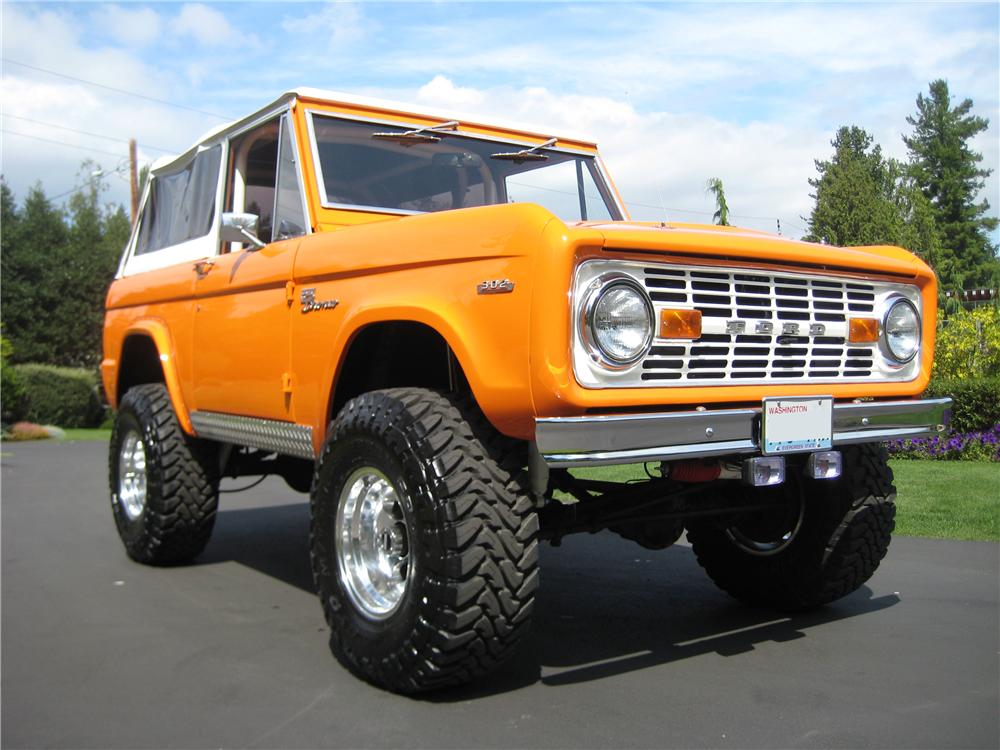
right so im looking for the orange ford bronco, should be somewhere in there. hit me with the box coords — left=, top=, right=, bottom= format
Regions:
left=103, top=89, right=951, bottom=692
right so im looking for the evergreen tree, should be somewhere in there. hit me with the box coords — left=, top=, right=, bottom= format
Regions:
left=804, top=126, right=905, bottom=247
left=903, top=79, right=999, bottom=294
left=1, top=165, right=131, bottom=367
left=1, top=182, right=70, bottom=364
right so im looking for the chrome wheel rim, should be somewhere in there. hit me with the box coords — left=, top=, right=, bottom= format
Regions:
left=118, top=430, right=147, bottom=521
left=335, top=467, right=411, bottom=620
left=725, top=486, right=806, bottom=557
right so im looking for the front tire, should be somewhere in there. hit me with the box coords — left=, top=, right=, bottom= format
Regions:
left=109, top=384, right=219, bottom=565
left=310, top=388, right=539, bottom=693
left=687, top=443, right=896, bottom=610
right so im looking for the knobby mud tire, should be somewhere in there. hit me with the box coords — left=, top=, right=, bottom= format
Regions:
left=310, top=388, right=539, bottom=693
left=109, top=384, right=219, bottom=565
left=687, top=443, right=896, bottom=610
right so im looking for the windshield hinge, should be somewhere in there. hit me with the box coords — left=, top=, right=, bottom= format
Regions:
left=371, top=121, right=460, bottom=145
left=491, top=137, right=557, bottom=162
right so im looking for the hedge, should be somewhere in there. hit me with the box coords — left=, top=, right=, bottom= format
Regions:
left=1, top=361, right=29, bottom=424
left=886, top=376, right=1000, bottom=462
left=13, top=364, right=105, bottom=428
left=924, top=376, right=1000, bottom=434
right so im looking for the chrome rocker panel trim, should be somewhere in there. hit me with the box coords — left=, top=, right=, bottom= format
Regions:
left=190, top=411, right=314, bottom=460
left=535, top=398, right=952, bottom=467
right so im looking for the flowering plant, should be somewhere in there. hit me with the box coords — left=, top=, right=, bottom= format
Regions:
left=886, top=424, right=1000, bottom=462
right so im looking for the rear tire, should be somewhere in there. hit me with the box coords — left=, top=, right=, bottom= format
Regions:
left=687, top=443, right=896, bottom=610
left=310, top=388, right=539, bottom=693
left=109, top=384, right=219, bottom=565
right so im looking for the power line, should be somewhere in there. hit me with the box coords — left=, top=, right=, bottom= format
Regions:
left=2, top=129, right=125, bottom=158
left=625, top=197, right=807, bottom=235
left=2, top=114, right=178, bottom=154
left=2, top=58, right=231, bottom=120
left=49, top=166, right=130, bottom=202
left=49, top=181, right=93, bottom=201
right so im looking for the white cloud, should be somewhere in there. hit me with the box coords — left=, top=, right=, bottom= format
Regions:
left=171, top=3, right=239, bottom=47
left=417, top=75, right=485, bottom=109
left=0, top=5, right=218, bottom=209
left=90, top=4, right=162, bottom=48
left=381, top=4, right=998, bottom=122
left=2, top=5, right=171, bottom=94
left=281, top=2, right=370, bottom=47
left=1, top=1, right=994, bottom=244
left=405, top=77, right=820, bottom=235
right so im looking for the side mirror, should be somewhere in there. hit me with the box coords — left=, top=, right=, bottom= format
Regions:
left=221, top=212, right=267, bottom=250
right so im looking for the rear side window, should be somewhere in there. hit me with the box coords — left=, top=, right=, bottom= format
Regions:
left=135, top=146, right=222, bottom=255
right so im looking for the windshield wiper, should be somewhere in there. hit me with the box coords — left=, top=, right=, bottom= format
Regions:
left=371, top=121, right=459, bottom=146
left=490, top=137, right=557, bottom=162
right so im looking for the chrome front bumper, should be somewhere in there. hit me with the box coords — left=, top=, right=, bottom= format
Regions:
left=535, top=398, right=952, bottom=467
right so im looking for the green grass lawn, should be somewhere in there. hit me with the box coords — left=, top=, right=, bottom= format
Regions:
left=60, top=428, right=112, bottom=442
left=572, top=460, right=999, bottom=543
left=889, top=460, right=999, bottom=542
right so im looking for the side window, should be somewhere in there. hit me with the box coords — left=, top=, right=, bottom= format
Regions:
left=273, top=115, right=308, bottom=241
left=504, top=158, right=613, bottom=223
left=135, top=146, right=222, bottom=255
left=225, top=120, right=278, bottom=250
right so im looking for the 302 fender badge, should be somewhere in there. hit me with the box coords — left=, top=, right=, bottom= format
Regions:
left=477, top=278, right=515, bottom=295
left=300, top=288, right=339, bottom=313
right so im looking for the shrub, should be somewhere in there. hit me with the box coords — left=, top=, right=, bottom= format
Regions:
left=1, top=335, right=29, bottom=424
left=924, top=376, right=1000, bottom=434
left=886, top=376, right=1000, bottom=461
left=934, top=305, right=1000, bottom=380
left=13, top=364, right=104, bottom=428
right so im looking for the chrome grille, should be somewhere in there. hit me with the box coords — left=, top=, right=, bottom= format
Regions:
left=640, top=266, right=880, bottom=385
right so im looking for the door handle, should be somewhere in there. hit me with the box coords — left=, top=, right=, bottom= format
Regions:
left=193, top=259, right=215, bottom=276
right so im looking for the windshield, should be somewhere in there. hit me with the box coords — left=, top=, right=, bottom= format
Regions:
left=309, top=114, right=622, bottom=222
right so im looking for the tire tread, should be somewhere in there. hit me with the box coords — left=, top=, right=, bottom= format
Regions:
left=310, top=388, right=538, bottom=692
left=109, top=384, right=218, bottom=565
left=688, top=443, right=895, bottom=610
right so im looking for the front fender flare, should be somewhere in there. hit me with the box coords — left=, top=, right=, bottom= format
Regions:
left=118, top=320, right=193, bottom=435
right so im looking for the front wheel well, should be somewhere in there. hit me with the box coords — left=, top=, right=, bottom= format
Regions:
left=329, top=322, right=460, bottom=423
left=116, top=335, right=165, bottom=404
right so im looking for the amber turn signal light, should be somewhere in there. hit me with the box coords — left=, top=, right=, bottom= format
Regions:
left=849, top=317, right=879, bottom=343
left=659, top=308, right=702, bottom=339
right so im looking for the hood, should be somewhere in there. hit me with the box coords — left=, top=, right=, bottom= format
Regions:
left=568, top=220, right=928, bottom=279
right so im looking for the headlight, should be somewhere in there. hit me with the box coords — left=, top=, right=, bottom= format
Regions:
left=584, top=278, right=653, bottom=366
left=883, top=298, right=920, bottom=363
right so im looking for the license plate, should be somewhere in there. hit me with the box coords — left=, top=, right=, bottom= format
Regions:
left=761, top=396, right=833, bottom=455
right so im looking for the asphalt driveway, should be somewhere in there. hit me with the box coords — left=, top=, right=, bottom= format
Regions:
left=2, top=440, right=997, bottom=749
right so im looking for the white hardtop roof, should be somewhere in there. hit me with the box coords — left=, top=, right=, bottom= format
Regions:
left=150, top=87, right=599, bottom=175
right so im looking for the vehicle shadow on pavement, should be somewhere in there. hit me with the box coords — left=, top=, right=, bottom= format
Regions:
left=198, top=500, right=317, bottom=593
left=427, top=540, right=900, bottom=701
left=200, top=502, right=900, bottom=701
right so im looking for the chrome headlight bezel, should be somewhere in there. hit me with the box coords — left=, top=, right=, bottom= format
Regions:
left=880, top=296, right=921, bottom=364
left=580, top=273, right=654, bottom=369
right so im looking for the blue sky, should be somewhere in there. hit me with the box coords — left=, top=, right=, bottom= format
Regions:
left=2, top=1, right=998, bottom=239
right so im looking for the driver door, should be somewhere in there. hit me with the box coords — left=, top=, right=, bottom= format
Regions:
left=192, top=113, right=308, bottom=421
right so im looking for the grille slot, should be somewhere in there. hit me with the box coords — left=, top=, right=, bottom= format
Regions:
left=638, top=265, right=881, bottom=385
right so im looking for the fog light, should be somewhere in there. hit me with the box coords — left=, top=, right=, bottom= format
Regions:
left=806, top=451, right=842, bottom=480
left=742, top=456, right=785, bottom=487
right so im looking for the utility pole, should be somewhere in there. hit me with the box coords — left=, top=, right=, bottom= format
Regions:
left=128, top=138, right=138, bottom=226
